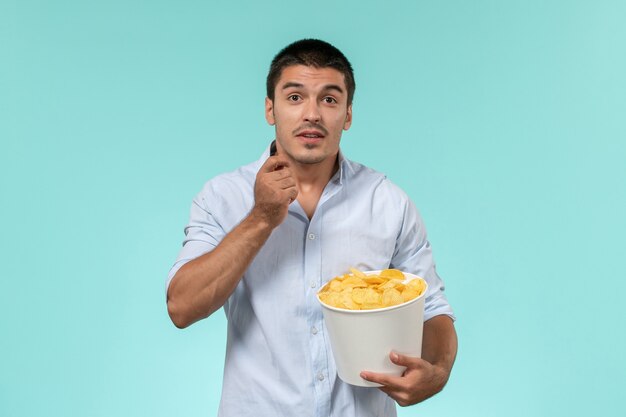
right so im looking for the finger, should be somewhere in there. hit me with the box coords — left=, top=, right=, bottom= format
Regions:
left=268, top=167, right=294, bottom=181
left=285, top=193, right=297, bottom=204
left=276, top=177, right=296, bottom=190
left=361, top=369, right=416, bottom=406
left=271, top=157, right=291, bottom=172
left=372, top=382, right=399, bottom=397
left=259, top=156, right=290, bottom=173
left=287, top=187, right=298, bottom=203
left=359, top=371, right=403, bottom=390
left=389, top=351, right=427, bottom=369
left=378, top=387, right=410, bottom=407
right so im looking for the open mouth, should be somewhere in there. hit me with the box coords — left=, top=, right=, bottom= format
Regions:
left=297, top=130, right=325, bottom=139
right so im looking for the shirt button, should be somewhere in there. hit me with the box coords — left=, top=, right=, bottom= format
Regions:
left=310, top=281, right=317, bottom=288
left=317, top=372, right=325, bottom=381
left=311, top=326, right=318, bottom=335
left=308, top=233, right=316, bottom=240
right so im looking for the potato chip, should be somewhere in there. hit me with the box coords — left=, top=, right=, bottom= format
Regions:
left=340, top=291, right=359, bottom=309
left=401, top=288, right=420, bottom=302
left=341, top=276, right=368, bottom=290
left=378, top=279, right=404, bottom=290
left=407, top=278, right=427, bottom=294
left=329, top=279, right=342, bottom=292
left=318, top=267, right=426, bottom=311
left=319, top=292, right=341, bottom=307
left=364, top=277, right=385, bottom=285
left=360, top=303, right=382, bottom=310
left=379, top=269, right=405, bottom=280
left=351, top=288, right=367, bottom=304
left=349, top=267, right=367, bottom=278
left=364, top=288, right=381, bottom=304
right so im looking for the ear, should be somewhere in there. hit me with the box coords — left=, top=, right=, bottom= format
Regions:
left=343, top=104, right=353, bottom=130
left=265, top=97, right=275, bottom=126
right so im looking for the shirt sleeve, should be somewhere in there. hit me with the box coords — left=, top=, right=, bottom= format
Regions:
left=390, top=194, right=456, bottom=322
left=165, top=186, right=227, bottom=297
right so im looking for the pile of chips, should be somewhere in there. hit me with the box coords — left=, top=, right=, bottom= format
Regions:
left=318, top=268, right=427, bottom=311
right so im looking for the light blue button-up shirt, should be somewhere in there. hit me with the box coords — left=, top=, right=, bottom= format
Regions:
left=167, top=146, right=454, bottom=417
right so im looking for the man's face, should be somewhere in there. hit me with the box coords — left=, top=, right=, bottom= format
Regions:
left=265, top=65, right=352, bottom=166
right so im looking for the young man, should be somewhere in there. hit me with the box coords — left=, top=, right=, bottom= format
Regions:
left=167, top=39, right=457, bottom=417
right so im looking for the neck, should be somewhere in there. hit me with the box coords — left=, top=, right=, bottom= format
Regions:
left=291, top=154, right=339, bottom=193
left=289, top=154, right=339, bottom=220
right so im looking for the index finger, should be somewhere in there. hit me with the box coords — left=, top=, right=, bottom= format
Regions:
left=259, top=155, right=291, bottom=173
left=359, top=370, right=404, bottom=390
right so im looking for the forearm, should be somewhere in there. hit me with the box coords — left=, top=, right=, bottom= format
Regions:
left=421, top=315, right=458, bottom=384
left=167, top=208, right=273, bottom=328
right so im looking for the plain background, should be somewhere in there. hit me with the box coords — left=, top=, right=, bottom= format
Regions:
left=1, top=1, right=625, bottom=416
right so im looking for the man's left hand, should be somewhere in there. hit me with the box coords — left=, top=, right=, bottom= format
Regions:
left=360, top=352, right=449, bottom=407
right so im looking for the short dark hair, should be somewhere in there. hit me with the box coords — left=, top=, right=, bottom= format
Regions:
left=266, top=39, right=356, bottom=105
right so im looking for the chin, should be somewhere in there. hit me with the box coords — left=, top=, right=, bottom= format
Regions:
left=294, top=154, right=327, bottom=164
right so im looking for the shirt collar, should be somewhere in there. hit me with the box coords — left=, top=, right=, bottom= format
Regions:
left=334, top=149, right=353, bottom=186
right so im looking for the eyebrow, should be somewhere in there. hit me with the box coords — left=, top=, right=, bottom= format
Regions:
left=281, top=82, right=304, bottom=90
left=281, top=82, right=345, bottom=95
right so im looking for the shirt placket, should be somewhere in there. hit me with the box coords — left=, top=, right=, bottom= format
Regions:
left=304, top=214, right=331, bottom=417
left=305, top=179, right=342, bottom=417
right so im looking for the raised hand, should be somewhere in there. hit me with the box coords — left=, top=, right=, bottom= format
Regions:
left=251, top=155, right=298, bottom=229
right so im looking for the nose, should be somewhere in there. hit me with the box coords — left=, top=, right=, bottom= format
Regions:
left=303, top=100, right=321, bottom=123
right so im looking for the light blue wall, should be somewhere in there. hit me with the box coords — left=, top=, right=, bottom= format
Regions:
left=1, top=1, right=624, bottom=416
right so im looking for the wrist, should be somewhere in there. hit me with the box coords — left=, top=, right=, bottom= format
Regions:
left=247, top=206, right=276, bottom=231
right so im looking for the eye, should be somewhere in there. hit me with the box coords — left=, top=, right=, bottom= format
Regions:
left=323, top=96, right=337, bottom=104
left=288, top=94, right=301, bottom=102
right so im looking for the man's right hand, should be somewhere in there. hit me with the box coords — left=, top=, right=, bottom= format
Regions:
left=167, top=155, right=298, bottom=328
left=251, top=156, right=298, bottom=229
